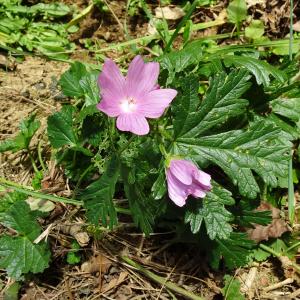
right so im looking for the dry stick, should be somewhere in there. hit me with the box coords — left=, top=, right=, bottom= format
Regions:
left=121, top=256, right=204, bottom=300
left=263, top=278, right=294, bottom=293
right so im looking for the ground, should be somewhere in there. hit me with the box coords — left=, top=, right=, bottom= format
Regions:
left=0, top=0, right=299, bottom=299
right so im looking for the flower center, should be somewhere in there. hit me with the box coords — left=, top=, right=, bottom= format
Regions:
left=120, top=97, right=137, bottom=113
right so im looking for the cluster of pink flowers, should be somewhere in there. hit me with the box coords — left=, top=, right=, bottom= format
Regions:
left=97, top=56, right=211, bottom=206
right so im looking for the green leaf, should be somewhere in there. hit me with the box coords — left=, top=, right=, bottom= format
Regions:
left=271, top=98, right=300, bottom=123
left=234, top=202, right=272, bottom=227
left=0, top=201, right=51, bottom=279
left=245, top=19, right=264, bottom=40
left=158, top=41, right=203, bottom=84
left=0, top=191, right=27, bottom=214
left=222, top=275, right=245, bottom=300
left=266, top=113, right=299, bottom=140
left=0, top=114, right=40, bottom=153
left=151, top=164, right=167, bottom=200
left=3, top=282, right=20, bottom=300
left=79, top=72, right=100, bottom=106
left=0, top=201, right=41, bottom=240
left=227, top=0, right=247, bottom=25
left=0, top=236, right=50, bottom=280
left=177, top=120, right=291, bottom=198
left=211, top=233, right=254, bottom=269
left=224, top=55, right=287, bottom=86
left=81, top=155, right=119, bottom=228
left=59, top=62, right=87, bottom=97
left=47, top=105, right=77, bottom=148
left=121, top=165, right=156, bottom=236
left=185, top=184, right=234, bottom=239
left=173, top=70, right=250, bottom=138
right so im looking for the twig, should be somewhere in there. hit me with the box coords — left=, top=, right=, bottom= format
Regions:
left=121, top=256, right=204, bottom=300
left=263, top=278, right=294, bottom=293
left=288, top=288, right=300, bottom=299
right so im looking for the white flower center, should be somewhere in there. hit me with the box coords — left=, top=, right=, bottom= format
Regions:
left=120, top=97, right=137, bottom=113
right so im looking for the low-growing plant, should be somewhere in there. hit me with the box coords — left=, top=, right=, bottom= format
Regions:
left=0, top=1, right=300, bottom=293
left=1, top=38, right=299, bottom=281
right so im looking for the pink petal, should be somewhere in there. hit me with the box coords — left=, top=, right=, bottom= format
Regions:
left=137, top=89, right=177, bottom=118
left=97, top=99, right=122, bottom=117
left=166, top=170, right=188, bottom=207
left=169, top=159, right=194, bottom=185
left=126, top=56, right=160, bottom=97
left=98, top=59, right=125, bottom=101
left=190, top=183, right=207, bottom=198
left=116, top=113, right=149, bottom=135
left=194, top=170, right=211, bottom=189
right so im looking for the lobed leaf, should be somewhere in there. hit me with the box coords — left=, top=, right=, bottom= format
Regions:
left=122, top=165, right=156, bottom=236
left=174, top=70, right=251, bottom=138
left=158, top=41, right=203, bottom=84
left=227, top=0, right=247, bottom=25
left=271, top=97, right=300, bottom=123
left=185, top=184, right=234, bottom=239
left=224, top=55, right=287, bottom=86
left=81, top=155, right=119, bottom=228
left=211, top=233, right=255, bottom=269
left=47, top=105, right=77, bottom=148
left=178, top=120, right=291, bottom=198
left=59, top=61, right=87, bottom=97
left=0, top=201, right=51, bottom=279
left=0, top=114, right=40, bottom=153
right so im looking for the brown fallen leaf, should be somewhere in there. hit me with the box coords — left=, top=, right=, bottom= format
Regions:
left=293, top=21, right=300, bottom=32
left=247, top=202, right=289, bottom=242
left=81, top=254, right=112, bottom=274
left=60, top=223, right=90, bottom=247
left=155, top=6, right=185, bottom=20
left=101, top=271, right=128, bottom=293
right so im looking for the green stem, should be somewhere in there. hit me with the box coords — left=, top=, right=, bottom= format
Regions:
left=37, top=140, right=47, bottom=172
left=286, top=241, right=300, bottom=253
left=93, top=19, right=224, bottom=53
left=288, top=150, right=295, bottom=225
left=159, top=144, right=168, bottom=158
left=115, top=207, right=131, bottom=215
left=164, top=0, right=200, bottom=52
left=0, top=177, right=132, bottom=215
left=121, top=256, right=204, bottom=300
left=289, top=0, right=294, bottom=61
left=72, top=164, right=94, bottom=199
left=28, top=149, right=39, bottom=174
left=0, top=177, right=83, bottom=206
left=259, top=244, right=300, bottom=274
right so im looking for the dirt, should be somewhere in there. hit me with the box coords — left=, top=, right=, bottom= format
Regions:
left=0, top=56, right=68, bottom=183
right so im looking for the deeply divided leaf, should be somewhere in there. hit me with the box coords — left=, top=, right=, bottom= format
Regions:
left=173, top=70, right=251, bottom=138
left=211, top=233, right=255, bottom=269
left=47, top=105, right=77, bottom=148
left=122, top=165, right=157, bottom=236
left=185, top=184, right=234, bottom=239
left=81, top=155, right=119, bottom=228
left=224, top=55, right=287, bottom=86
left=178, top=120, right=291, bottom=198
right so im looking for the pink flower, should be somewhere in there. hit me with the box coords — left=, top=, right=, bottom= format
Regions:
left=97, top=56, right=177, bottom=135
left=166, top=159, right=212, bottom=207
